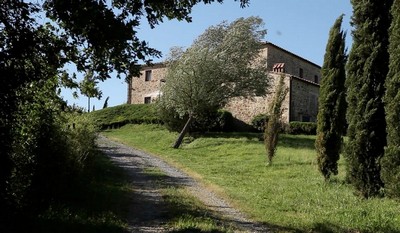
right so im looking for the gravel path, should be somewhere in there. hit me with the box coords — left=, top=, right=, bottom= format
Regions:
left=97, top=135, right=270, bottom=233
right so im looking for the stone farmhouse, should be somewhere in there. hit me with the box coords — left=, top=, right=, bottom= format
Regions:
left=127, top=42, right=321, bottom=125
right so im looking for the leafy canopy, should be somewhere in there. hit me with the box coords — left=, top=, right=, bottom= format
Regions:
left=160, top=16, right=270, bottom=118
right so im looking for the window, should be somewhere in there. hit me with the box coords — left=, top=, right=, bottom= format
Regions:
left=144, top=97, right=151, bottom=104
left=299, top=68, right=304, bottom=78
left=145, top=70, right=152, bottom=81
left=314, top=75, right=319, bottom=83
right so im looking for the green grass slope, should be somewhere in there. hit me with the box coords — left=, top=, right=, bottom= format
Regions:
left=88, top=104, right=159, bottom=129
left=103, top=124, right=400, bottom=233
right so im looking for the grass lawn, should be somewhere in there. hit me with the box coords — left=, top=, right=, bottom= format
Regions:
left=103, top=124, right=400, bottom=233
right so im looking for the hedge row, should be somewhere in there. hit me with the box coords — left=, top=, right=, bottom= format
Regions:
left=286, top=121, right=317, bottom=135
left=90, top=104, right=317, bottom=135
left=251, top=114, right=317, bottom=135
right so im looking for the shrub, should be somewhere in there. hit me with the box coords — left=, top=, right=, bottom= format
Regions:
left=8, top=79, right=98, bottom=215
left=158, top=104, right=234, bottom=133
left=214, top=110, right=234, bottom=132
left=251, top=114, right=269, bottom=132
left=287, top=121, right=317, bottom=135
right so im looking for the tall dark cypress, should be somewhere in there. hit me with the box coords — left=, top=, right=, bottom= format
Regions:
left=315, top=15, right=347, bottom=180
left=345, top=0, right=392, bottom=198
left=382, top=0, right=400, bottom=198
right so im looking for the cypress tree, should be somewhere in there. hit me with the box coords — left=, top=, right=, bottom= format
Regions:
left=345, top=0, right=392, bottom=198
left=264, top=75, right=288, bottom=165
left=315, top=15, right=347, bottom=180
left=382, top=0, right=400, bottom=198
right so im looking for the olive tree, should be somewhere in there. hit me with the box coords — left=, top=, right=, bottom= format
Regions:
left=159, top=17, right=270, bottom=148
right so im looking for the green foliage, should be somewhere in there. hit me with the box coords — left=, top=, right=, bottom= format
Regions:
left=0, top=2, right=69, bottom=214
left=6, top=78, right=98, bottom=219
left=80, top=71, right=103, bottom=100
left=215, top=110, right=235, bottom=132
left=264, top=75, right=288, bottom=164
left=102, top=96, right=110, bottom=109
left=345, top=0, right=392, bottom=198
left=315, top=15, right=347, bottom=180
left=42, top=0, right=250, bottom=84
left=382, top=0, right=400, bottom=198
left=158, top=102, right=234, bottom=133
left=0, top=0, right=251, bottom=227
left=161, top=17, right=269, bottom=118
left=87, top=104, right=160, bottom=129
left=159, top=17, right=269, bottom=147
left=251, top=114, right=269, bottom=132
left=287, top=122, right=317, bottom=135
left=190, top=109, right=234, bottom=133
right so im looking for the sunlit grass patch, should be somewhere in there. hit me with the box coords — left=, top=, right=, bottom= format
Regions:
left=143, top=167, right=235, bottom=233
left=103, top=124, right=400, bottom=233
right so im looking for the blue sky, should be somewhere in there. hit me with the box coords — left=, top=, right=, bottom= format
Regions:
left=61, top=0, right=353, bottom=110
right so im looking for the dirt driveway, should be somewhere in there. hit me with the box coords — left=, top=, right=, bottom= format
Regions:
left=97, top=135, right=270, bottom=233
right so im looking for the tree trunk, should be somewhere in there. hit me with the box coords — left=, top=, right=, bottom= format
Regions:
left=173, top=115, right=193, bottom=149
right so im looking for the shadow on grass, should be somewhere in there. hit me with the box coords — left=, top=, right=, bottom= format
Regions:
left=195, top=132, right=260, bottom=140
left=187, top=132, right=316, bottom=151
left=8, top=153, right=133, bottom=233
left=169, top=229, right=229, bottom=233
left=279, top=134, right=315, bottom=150
left=311, top=221, right=400, bottom=233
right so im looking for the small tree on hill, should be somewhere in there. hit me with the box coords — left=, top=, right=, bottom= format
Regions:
left=264, top=75, right=288, bottom=165
left=80, top=70, right=102, bottom=113
left=103, top=96, right=110, bottom=109
left=159, top=17, right=270, bottom=148
left=315, top=15, right=347, bottom=180
left=382, top=0, right=400, bottom=198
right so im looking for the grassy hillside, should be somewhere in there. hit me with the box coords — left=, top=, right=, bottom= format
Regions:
left=103, top=124, right=400, bottom=233
left=88, top=104, right=160, bottom=129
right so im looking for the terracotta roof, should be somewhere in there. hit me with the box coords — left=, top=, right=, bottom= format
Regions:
left=273, top=63, right=285, bottom=69
left=290, top=75, right=320, bottom=86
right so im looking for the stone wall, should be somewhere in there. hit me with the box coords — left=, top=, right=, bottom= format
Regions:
left=128, top=63, right=167, bottom=104
left=224, top=73, right=290, bottom=124
left=261, top=43, right=321, bottom=84
left=289, top=77, right=319, bottom=122
left=224, top=73, right=319, bottom=124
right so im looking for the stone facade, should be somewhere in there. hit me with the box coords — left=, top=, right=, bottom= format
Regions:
left=127, top=63, right=167, bottom=104
left=261, top=42, right=321, bottom=83
left=224, top=73, right=291, bottom=123
left=127, top=42, right=321, bottom=124
left=223, top=72, right=319, bottom=124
